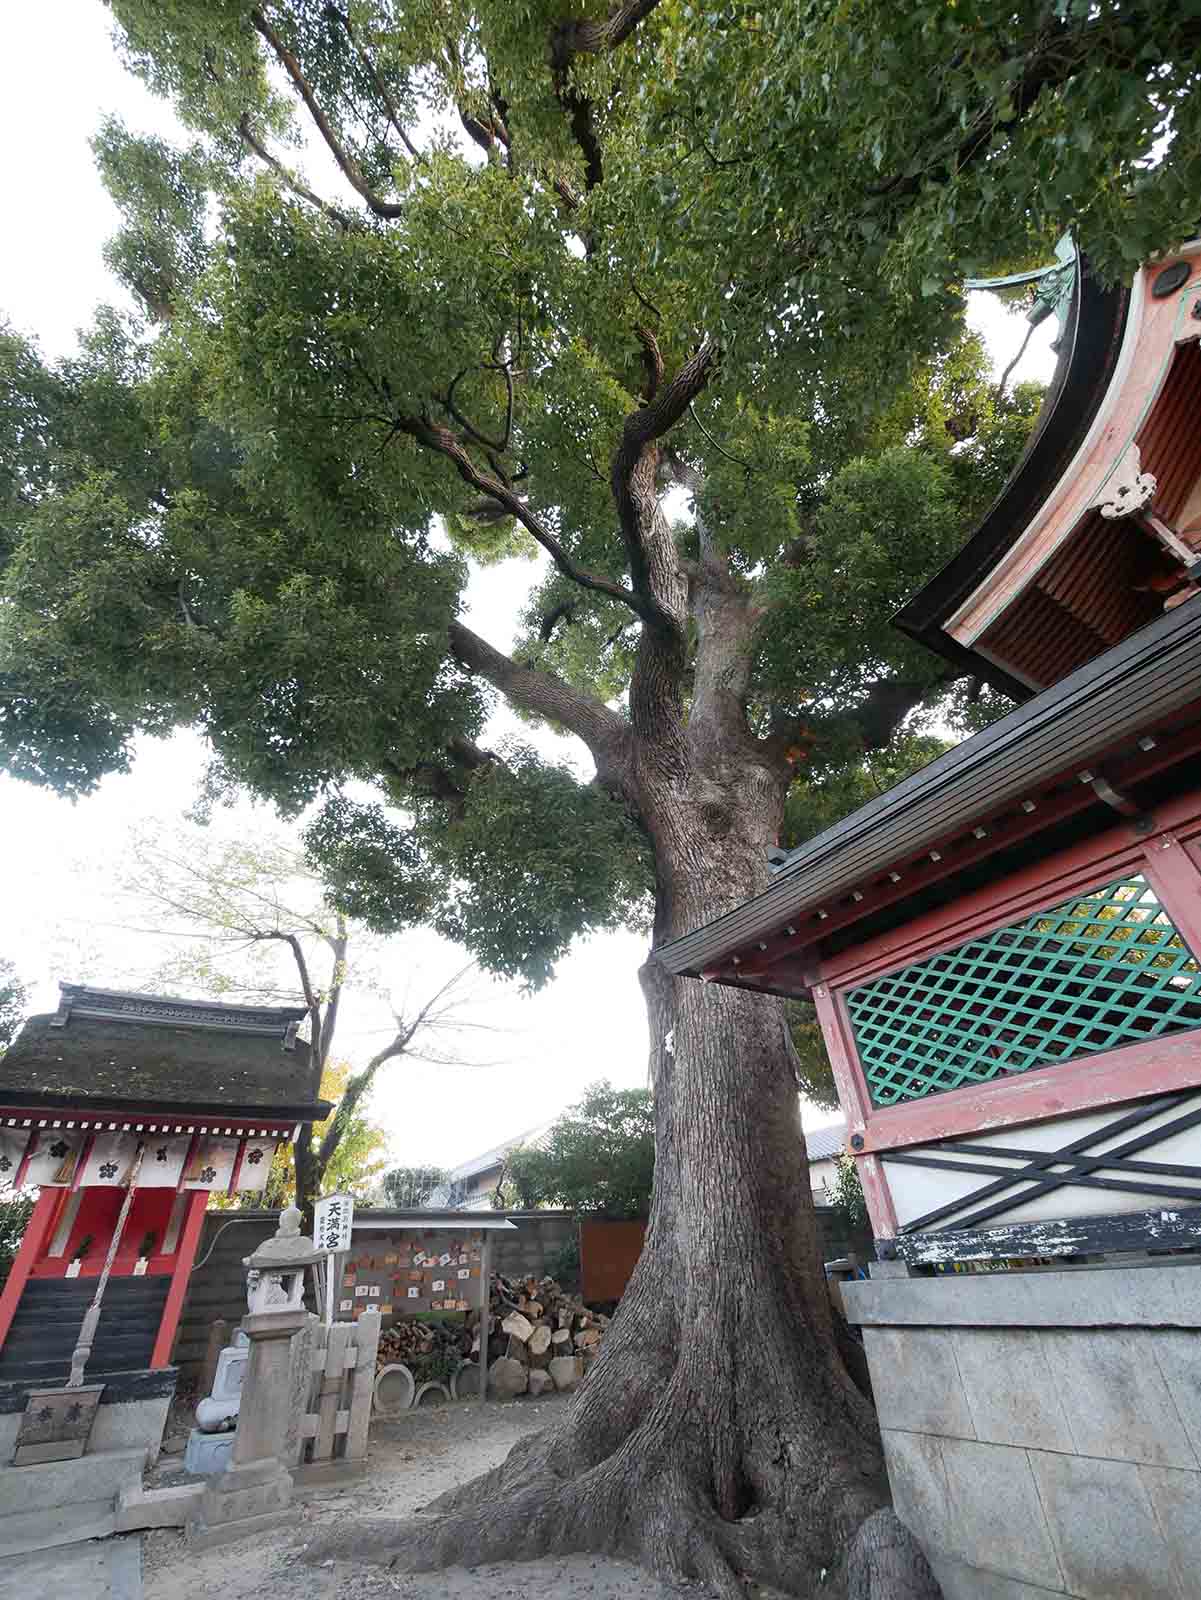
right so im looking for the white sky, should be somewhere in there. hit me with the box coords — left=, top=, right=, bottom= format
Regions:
left=0, top=1, right=1059, bottom=1169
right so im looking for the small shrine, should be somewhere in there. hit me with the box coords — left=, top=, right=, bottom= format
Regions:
left=0, top=983, right=329, bottom=1472
left=657, top=240, right=1201, bottom=1597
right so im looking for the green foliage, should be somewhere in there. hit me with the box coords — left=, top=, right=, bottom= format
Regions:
left=504, top=1082, right=655, bottom=1218
left=0, top=1190, right=34, bottom=1287
left=782, top=734, right=954, bottom=854
left=546, top=1231, right=582, bottom=1292
left=9, top=0, right=1164, bottom=995
left=830, top=1151, right=868, bottom=1232
left=787, top=999, right=839, bottom=1113
left=382, top=1165, right=448, bottom=1209
left=260, top=1060, right=388, bottom=1208
left=0, top=959, right=27, bottom=1056
left=92, top=118, right=212, bottom=321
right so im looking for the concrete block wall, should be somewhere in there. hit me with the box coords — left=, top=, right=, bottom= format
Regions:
left=843, top=1262, right=1201, bottom=1600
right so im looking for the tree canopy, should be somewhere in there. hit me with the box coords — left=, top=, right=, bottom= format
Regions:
left=381, top=1164, right=449, bottom=1209
left=0, top=958, right=26, bottom=1056
left=2, top=6, right=1198, bottom=1589
left=503, top=1081, right=654, bottom=1218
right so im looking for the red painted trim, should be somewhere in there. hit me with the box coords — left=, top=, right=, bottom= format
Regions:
left=0, top=1108, right=296, bottom=1134
left=151, top=1190, right=207, bottom=1369
left=1140, top=832, right=1201, bottom=960
left=0, top=1189, right=60, bottom=1349
left=853, top=1029, right=1201, bottom=1156
left=820, top=789, right=1201, bottom=991
left=176, top=1133, right=200, bottom=1193
left=857, top=1153, right=899, bottom=1238
left=811, top=984, right=872, bottom=1134
left=227, top=1137, right=247, bottom=1196
left=70, top=1132, right=96, bottom=1192
left=11, top=1127, right=36, bottom=1191
left=713, top=730, right=1201, bottom=984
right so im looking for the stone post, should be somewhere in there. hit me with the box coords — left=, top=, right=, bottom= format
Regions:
left=189, top=1207, right=321, bottom=1548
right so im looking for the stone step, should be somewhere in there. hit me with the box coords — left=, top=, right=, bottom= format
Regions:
left=0, top=1447, right=145, bottom=1557
left=0, top=1534, right=143, bottom=1597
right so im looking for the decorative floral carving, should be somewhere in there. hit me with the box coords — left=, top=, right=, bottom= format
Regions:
left=0, top=1156, right=11, bottom=1172
left=48, top=1141, right=69, bottom=1159
left=98, top=1161, right=119, bottom=1180
left=199, top=1165, right=217, bottom=1183
left=1093, top=444, right=1157, bottom=520
left=155, top=1146, right=169, bottom=1161
left=245, top=1147, right=264, bottom=1164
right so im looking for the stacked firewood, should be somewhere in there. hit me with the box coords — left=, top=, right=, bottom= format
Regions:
left=375, top=1315, right=461, bottom=1373
left=481, top=1273, right=610, bottom=1399
left=372, top=1272, right=609, bottom=1398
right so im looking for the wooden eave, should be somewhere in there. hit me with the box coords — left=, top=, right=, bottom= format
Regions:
left=893, top=261, right=1130, bottom=699
left=653, top=596, right=1201, bottom=992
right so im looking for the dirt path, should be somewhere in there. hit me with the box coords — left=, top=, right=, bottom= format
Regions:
left=144, top=1395, right=699, bottom=1600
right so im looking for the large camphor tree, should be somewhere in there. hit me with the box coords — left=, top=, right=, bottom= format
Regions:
left=2, top=3, right=1198, bottom=1592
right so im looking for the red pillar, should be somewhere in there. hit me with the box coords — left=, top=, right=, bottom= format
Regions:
left=150, top=1191, right=208, bottom=1370
left=0, top=1188, right=61, bottom=1349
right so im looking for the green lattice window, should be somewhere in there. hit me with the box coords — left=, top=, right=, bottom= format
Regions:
left=847, top=874, right=1201, bottom=1107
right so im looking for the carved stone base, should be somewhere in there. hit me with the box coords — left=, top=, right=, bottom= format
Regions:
left=189, top=1452, right=294, bottom=1547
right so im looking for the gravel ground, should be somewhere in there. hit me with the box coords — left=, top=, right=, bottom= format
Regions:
left=143, top=1395, right=701, bottom=1600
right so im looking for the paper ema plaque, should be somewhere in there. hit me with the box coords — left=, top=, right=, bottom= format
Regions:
left=457, top=1268, right=470, bottom=1280
left=314, top=1192, right=355, bottom=1254
left=432, top=1279, right=446, bottom=1292
left=407, top=1286, right=419, bottom=1299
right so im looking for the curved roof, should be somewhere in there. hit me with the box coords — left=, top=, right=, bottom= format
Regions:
left=0, top=997, right=328, bottom=1121
left=893, top=260, right=1131, bottom=698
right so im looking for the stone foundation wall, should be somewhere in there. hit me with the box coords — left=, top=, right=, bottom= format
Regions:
left=843, top=1261, right=1201, bottom=1600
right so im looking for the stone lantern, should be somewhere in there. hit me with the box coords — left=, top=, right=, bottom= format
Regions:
left=244, top=1205, right=322, bottom=1313
left=189, top=1207, right=322, bottom=1547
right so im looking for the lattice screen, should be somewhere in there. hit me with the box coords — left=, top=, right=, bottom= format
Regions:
left=847, top=874, right=1201, bottom=1107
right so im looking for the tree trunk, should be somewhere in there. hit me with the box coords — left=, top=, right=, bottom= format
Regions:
left=305, top=786, right=938, bottom=1597
left=292, top=1134, right=318, bottom=1230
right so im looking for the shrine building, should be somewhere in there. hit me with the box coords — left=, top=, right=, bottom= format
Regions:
left=0, top=984, right=329, bottom=1461
left=657, top=241, right=1201, bottom=1598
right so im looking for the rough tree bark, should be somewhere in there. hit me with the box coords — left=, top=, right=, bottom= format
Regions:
left=306, top=464, right=939, bottom=1600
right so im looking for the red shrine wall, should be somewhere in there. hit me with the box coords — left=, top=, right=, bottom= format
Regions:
left=811, top=785, right=1201, bottom=1240
left=29, top=1187, right=183, bottom=1279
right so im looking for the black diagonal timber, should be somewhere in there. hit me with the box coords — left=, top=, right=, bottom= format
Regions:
left=887, top=1093, right=1201, bottom=1234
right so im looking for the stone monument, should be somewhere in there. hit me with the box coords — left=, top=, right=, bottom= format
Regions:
left=187, top=1208, right=321, bottom=1548
left=182, top=1330, right=249, bottom=1476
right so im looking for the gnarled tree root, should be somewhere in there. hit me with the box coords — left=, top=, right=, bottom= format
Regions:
left=302, top=1446, right=940, bottom=1600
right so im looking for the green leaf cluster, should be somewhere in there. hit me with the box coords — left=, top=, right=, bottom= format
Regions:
left=503, top=1081, right=655, bottom=1217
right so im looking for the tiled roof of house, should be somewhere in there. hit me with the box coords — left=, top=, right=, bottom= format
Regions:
left=803, top=1120, right=847, bottom=1163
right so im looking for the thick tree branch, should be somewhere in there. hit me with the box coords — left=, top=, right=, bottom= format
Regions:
left=448, top=619, right=629, bottom=772
left=323, top=4, right=423, bottom=163
left=237, top=113, right=355, bottom=229
left=552, top=0, right=666, bottom=59
left=767, top=674, right=956, bottom=769
left=250, top=7, right=404, bottom=218
left=398, top=414, right=649, bottom=621
left=611, top=341, right=716, bottom=615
